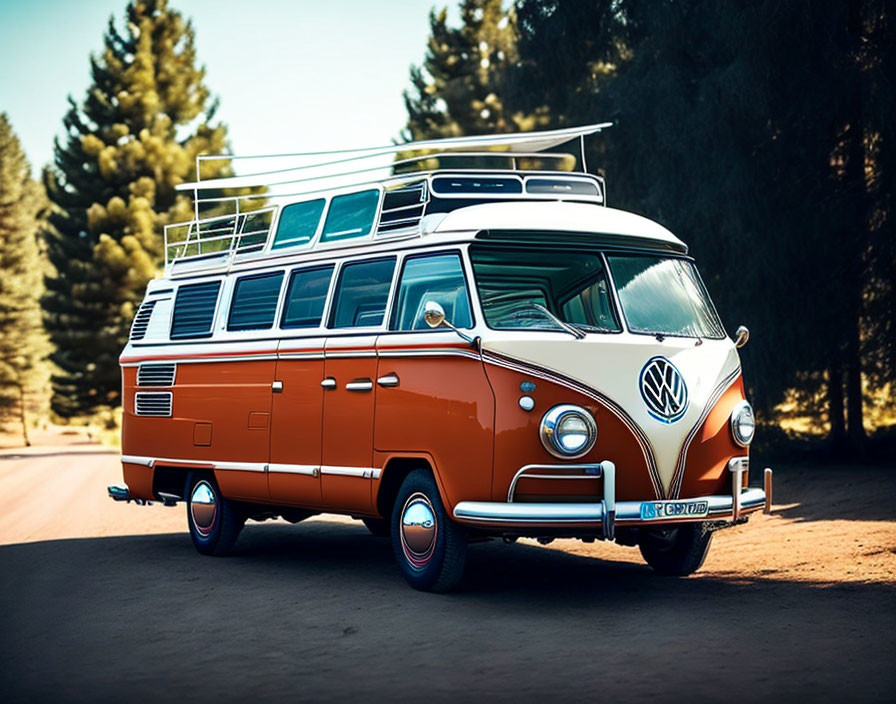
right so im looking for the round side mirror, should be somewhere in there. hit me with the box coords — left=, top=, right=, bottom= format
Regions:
left=734, top=325, right=750, bottom=349
left=423, top=301, right=446, bottom=329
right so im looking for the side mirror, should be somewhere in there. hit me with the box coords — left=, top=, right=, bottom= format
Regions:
left=734, top=325, right=750, bottom=349
left=423, top=300, right=446, bottom=329
left=421, top=299, right=478, bottom=349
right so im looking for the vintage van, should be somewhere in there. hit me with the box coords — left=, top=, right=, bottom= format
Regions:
left=109, top=124, right=772, bottom=592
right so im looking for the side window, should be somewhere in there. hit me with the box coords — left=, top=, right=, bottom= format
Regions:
left=392, top=253, right=473, bottom=331
left=330, top=258, right=396, bottom=328
left=320, top=190, right=380, bottom=243
left=228, top=272, right=284, bottom=331
left=281, top=265, right=334, bottom=329
left=170, top=281, right=221, bottom=339
left=271, top=199, right=325, bottom=250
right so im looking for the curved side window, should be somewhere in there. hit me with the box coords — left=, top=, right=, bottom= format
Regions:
left=321, top=190, right=380, bottom=242
left=281, top=265, right=334, bottom=329
left=392, top=253, right=473, bottom=331
left=272, top=199, right=325, bottom=250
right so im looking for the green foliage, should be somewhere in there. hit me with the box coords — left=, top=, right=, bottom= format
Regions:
left=42, top=0, right=246, bottom=417
left=0, top=114, right=53, bottom=445
left=407, top=0, right=896, bottom=450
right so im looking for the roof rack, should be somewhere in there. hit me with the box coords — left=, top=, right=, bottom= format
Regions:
left=164, top=123, right=611, bottom=269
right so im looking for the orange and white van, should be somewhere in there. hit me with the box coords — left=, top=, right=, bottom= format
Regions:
left=110, top=124, right=772, bottom=591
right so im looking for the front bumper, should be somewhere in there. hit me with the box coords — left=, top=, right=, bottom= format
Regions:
left=453, top=458, right=772, bottom=539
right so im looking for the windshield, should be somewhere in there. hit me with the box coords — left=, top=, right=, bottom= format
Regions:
left=606, top=255, right=725, bottom=339
left=469, top=247, right=622, bottom=333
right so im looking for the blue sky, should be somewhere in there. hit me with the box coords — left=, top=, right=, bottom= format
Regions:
left=0, top=0, right=441, bottom=173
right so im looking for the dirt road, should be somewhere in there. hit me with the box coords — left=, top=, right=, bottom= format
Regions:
left=1, top=443, right=894, bottom=703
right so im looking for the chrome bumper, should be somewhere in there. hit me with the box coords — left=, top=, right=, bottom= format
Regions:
left=453, top=460, right=773, bottom=539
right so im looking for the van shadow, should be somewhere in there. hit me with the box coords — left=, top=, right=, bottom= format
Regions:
left=769, top=464, right=896, bottom=523
left=2, top=522, right=894, bottom=703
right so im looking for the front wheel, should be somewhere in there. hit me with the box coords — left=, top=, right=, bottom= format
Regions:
left=639, top=522, right=713, bottom=576
left=391, top=470, right=467, bottom=592
left=186, top=474, right=245, bottom=556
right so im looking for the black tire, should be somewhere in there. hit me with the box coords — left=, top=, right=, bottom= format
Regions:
left=391, top=469, right=467, bottom=592
left=639, top=522, right=713, bottom=576
left=362, top=516, right=390, bottom=537
left=186, top=473, right=245, bottom=556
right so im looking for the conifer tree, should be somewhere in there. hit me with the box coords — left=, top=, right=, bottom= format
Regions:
left=403, top=0, right=524, bottom=142
left=43, top=0, right=239, bottom=417
left=0, top=114, right=53, bottom=445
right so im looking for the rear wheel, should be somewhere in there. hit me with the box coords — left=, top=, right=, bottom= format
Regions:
left=639, top=522, right=713, bottom=576
left=186, top=474, right=245, bottom=556
left=391, top=469, right=467, bottom=592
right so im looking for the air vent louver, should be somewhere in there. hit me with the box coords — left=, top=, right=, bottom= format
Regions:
left=130, top=300, right=157, bottom=340
left=136, top=363, right=176, bottom=387
left=134, top=392, right=172, bottom=417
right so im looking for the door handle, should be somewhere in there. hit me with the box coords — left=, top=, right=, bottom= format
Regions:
left=346, top=379, right=373, bottom=392
left=272, top=380, right=284, bottom=393
left=321, top=377, right=336, bottom=390
left=377, top=373, right=399, bottom=388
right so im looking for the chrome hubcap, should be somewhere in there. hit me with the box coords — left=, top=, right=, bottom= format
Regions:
left=190, top=481, right=217, bottom=537
left=400, top=493, right=437, bottom=568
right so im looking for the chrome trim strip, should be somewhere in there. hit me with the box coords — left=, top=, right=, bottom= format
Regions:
left=325, top=351, right=377, bottom=359
left=214, top=461, right=267, bottom=472
left=268, top=463, right=319, bottom=477
left=123, top=353, right=280, bottom=366
left=507, top=462, right=604, bottom=502
left=454, top=501, right=607, bottom=523
left=454, top=488, right=766, bottom=527
left=320, top=465, right=381, bottom=479
left=278, top=352, right=325, bottom=360
left=377, top=348, right=481, bottom=360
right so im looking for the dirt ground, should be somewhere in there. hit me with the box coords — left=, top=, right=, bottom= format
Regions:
left=1, top=434, right=894, bottom=703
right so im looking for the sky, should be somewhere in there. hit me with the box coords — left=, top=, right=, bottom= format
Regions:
left=0, top=0, right=441, bottom=174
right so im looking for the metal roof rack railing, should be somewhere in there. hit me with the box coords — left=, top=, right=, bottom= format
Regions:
left=162, top=123, right=611, bottom=268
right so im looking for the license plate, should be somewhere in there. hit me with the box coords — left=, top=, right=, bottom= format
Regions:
left=640, top=500, right=710, bottom=521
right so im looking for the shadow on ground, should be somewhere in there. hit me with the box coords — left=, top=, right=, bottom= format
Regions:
left=770, top=464, right=896, bottom=522
left=1, top=521, right=893, bottom=703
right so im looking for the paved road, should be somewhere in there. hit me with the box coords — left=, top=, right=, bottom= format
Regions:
left=1, top=446, right=894, bottom=703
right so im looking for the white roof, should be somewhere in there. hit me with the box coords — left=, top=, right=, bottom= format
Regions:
left=432, top=201, right=686, bottom=250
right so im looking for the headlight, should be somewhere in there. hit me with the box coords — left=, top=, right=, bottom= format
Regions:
left=539, top=404, right=597, bottom=458
left=730, top=401, right=755, bottom=447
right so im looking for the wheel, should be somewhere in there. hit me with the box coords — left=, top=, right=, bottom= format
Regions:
left=186, top=474, right=245, bottom=556
left=391, top=469, right=467, bottom=592
left=362, top=516, right=390, bottom=537
left=639, top=522, right=713, bottom=576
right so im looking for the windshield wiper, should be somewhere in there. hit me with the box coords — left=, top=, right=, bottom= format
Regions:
left=530, top=303, right=586, bottom=339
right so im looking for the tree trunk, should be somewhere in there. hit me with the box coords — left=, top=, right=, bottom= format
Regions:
left=828, top=360, right=847, bottom=454
left=17, top=383, right=31, bottom=447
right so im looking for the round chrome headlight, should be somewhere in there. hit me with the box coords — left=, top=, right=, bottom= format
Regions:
left=730, top=401, right=755, bottom=447
left=539, top=404, right=597, bottom=458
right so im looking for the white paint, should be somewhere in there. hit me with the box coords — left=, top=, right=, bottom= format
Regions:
left=483, top=333, right=741, bottom=495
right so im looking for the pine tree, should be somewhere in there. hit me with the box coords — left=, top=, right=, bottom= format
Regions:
left=403, top=0, right=524, bottom=142
left=43, top=0, right=240, bottom=417
left=0, top=114, right=53, bottom=445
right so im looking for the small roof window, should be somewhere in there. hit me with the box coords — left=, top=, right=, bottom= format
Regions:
left=321, top=189, right=380, bottom=243
left=272, top=199, right=325, bottom=250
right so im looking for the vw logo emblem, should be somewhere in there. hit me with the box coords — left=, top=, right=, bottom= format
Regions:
left=639, top=357, right=688, bottom=423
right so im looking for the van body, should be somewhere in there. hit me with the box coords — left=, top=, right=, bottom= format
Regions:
left=110, top=125, right=771, bottom=591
